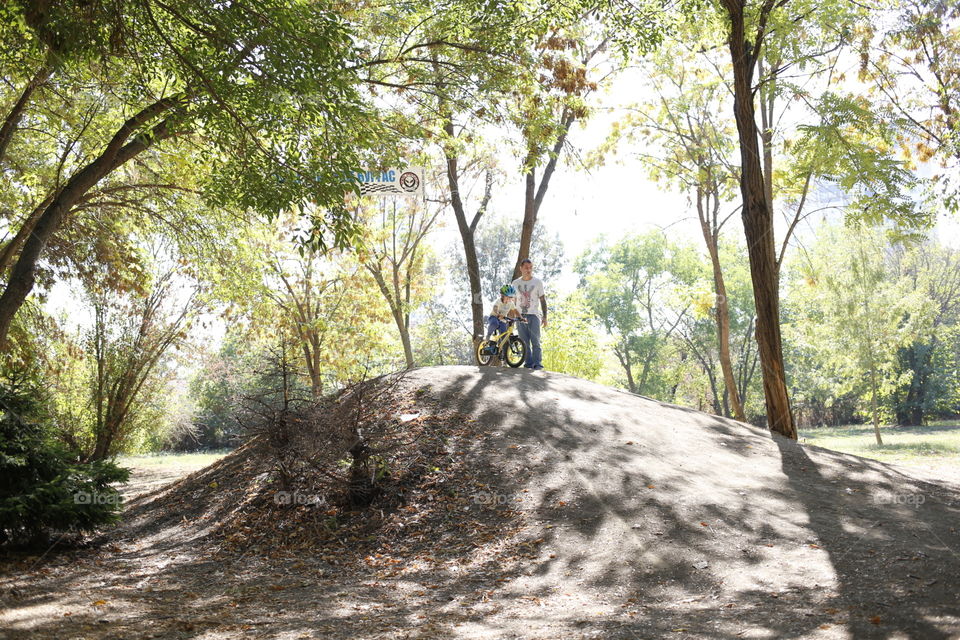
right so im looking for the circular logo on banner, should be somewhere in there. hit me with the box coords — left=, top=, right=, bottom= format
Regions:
left=399, top=171, right=420, bottom=192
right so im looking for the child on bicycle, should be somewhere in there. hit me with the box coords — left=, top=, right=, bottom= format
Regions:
left=486, top=284, right=521, bottom=345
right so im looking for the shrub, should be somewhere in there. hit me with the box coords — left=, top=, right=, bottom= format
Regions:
left=0, top=363, right=129, bottom=547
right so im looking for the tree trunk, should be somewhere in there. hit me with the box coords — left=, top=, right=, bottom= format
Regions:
left=724, top=2, right=797, bottom=439
left=0, top=96, right=182, bottom=348
left=91, top=435, right=111, bottom=462
left=615, top=346, right=637, bottom=393
left=303, top=337, right=324, bottom=398
left=714, top=282, right=745, bottom=420
left=93, top=302, right=107, bottom=458
left=512, top=109, right=575, bottom=280
left=0, top=64, right=51, bottom=166
left=393, top=253, right=415, bottom=369
left=638, top=351, right=654, bottom=393
left=516, top=163, right=536, bottom=275
left=697, top=191, right=747, bottom=421
left=442, top=119, right=485, bottom=343
left=398, top=320, right=414, bottom=369
left=91, top=419, right=116, bottom=461
left=368, top=266, right=415, bottom=368
left=759, top=56, right=776, bottom=223
left=870, top=365, right=883, bottom=446
left=0, top=194, right=55, bottom=278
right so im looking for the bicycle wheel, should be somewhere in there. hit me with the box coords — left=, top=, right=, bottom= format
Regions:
left=476, top=339, right=493, bottom=366
left=505, top=336, right=526, bottom=368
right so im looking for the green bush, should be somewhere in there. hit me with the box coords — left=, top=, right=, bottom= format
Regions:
left=0, top=365, right=129, bottom=547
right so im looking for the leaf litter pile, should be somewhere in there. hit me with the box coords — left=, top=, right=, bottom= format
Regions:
left=124, top=373, right=538, bottom=568
left=218, top=378, right=533, bottom=563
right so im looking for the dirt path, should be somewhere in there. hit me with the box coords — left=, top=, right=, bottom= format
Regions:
left=117, top=461, right=222, bottom=502
left=2, top=366, right=959, bottom=639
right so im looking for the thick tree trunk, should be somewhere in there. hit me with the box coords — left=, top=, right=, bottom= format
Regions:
left=724, top=2, right=797, bottom=439
left=0, top=96, right=182, bottom=348
left=91, top=423, right=115, bottom=461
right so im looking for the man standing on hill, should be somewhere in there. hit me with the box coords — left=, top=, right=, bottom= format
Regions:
left=512, top=258, right=548, bottom=370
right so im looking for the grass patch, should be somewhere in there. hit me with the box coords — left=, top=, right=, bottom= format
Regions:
left=801, top=422, right=960, bottom=466
left=116, top=449, right=233, bottom=468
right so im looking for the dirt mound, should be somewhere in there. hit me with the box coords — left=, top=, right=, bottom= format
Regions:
left=4, top=365, right=960, bottom=639
left=399, top=366, right=960, bottom=638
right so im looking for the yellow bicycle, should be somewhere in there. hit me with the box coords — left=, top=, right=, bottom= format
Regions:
left=476, top=317, right=527, bottom=368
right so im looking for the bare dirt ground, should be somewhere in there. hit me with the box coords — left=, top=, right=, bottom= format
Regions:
left=2, top=365, right=960, bottom=639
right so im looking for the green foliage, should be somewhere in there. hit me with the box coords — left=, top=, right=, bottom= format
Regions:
left=183, top=338, right=252, bottom=450
left=792, top=92, right=930, bottom=229
left=783, top=224, right=932, bottom=427
left=593, top=36, right=737, bottom=189
left=865, top=0, right=960, bottom=211
left=412, top=254, right=475, bottom=367
left=576, top=230, right=700, bottom=395
left=185, top=214, right=404, bottom=439
left=2, top=0, right=385, bottom=252
left=887, top=240, right=960, bottom=423
left=541, top=291, right=606, bottom=380
left=599, top=0, right=687, bottom=60
left=893, top=337, right=960, bottom=423
left=356, top=195, right=440, bottom=366
left=0, top=362, right=129, bottom=547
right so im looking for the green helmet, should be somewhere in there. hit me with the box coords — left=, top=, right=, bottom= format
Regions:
left=500, top=284, right=516, bottom=297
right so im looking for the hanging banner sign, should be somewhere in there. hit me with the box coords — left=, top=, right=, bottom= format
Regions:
left=351, top=167, right=424, bottom=197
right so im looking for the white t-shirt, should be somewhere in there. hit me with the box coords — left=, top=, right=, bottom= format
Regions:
left=511, top=276, right=545, bottom=317
left=491, top=298, right=517, bottom=317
